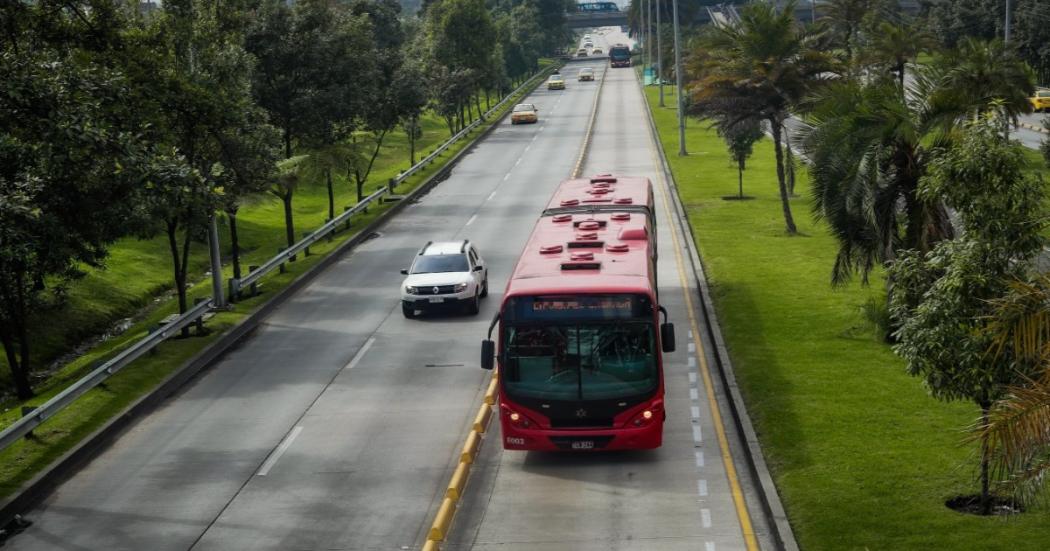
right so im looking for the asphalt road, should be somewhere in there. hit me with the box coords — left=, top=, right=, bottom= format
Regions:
left=444, top=29, right=772, bottom=551
left=8, top=58, right=604, bottom=551
left=9, top=27, right=771, bottom=551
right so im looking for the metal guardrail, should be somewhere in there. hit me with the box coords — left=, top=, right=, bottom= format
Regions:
left=0, top=298, right=214, bottom=451
left=0, top=64, right=558, bottom=456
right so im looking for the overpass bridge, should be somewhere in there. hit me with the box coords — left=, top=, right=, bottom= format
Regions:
left=567, top=1, right=627, bottom=29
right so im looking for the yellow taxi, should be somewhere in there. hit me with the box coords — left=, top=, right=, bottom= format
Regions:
left=1031, top=89, right=1050, bottom=112
left=511, top=103, right=538, bottom=124
left=547, top=74, right=566, bottom=90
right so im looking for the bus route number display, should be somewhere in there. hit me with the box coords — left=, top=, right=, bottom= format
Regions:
left=509, top=295, right=648, bottom=321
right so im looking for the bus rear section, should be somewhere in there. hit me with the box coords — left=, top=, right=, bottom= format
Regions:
left=609, top=44, right=631, bottom=68
left=481, top=183, right=675, bottom=451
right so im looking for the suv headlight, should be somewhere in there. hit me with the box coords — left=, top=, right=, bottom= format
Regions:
left=454, top=283, right=468, bottom=293
left=405, top=286, right=419, bottom=295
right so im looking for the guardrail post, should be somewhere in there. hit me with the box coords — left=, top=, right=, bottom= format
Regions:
left=248, top=265, right=259, bottom=296
left=388, top=177, right=397, bottom=193
left=193, top=298, right=208, bottom=334
left=277, top=248, right=288, bottom=272
left=302, top=232, right=312, bottom=256
left=343, top=206, right=353, bottom=230
left=228, top=278, right=241, bottom=303
left=21, top=407, right=37, bottom=440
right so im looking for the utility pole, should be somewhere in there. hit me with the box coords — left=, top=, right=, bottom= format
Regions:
left=657, top=0, right=664, bottom=106
left=811, top=0, right=816, bottom=24
left=1004, top=0, right=1012, bottom=44
left=644, top=0, right=651, bottom=80
left=672, top=0, right=685, bottom=155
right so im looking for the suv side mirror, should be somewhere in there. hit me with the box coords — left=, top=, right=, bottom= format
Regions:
left=400, top=268, right=409, bottom=275
left=473, top=265, right=484, bottom=272
left=481, top=340, right=495, bottom=370
left=661, top=322, right=676, bottom=353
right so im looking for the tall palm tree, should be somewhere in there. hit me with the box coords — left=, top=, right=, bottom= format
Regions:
left=934, top=38, right=1036, bottom=125
left=977, top=274, right=1050, bottom=506
left=687, top=0, right=836, bottom=234
left=859, top=19, right=935, bottom=89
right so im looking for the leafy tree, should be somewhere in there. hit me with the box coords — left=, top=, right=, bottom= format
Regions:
left=0, top=50, right=147, bottom=398
left=688, top=0, right=837, bottom=235
left=920, top=0, right=1000, bottom=49
left=932, top=38, right=1035, bottom=125
left=715, top=118, right=764, bottom=199
left=246, top=0, right=372, bottom=248
left=889, top=117, right=1046, bottom=515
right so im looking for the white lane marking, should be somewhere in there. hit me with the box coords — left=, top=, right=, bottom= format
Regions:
left=695, top=451, right=705, bottom=468
left=688, top=342, right=696, bottom=353
left=689, top=388, right=699, bottom=401
left=503, top=173, right=511, bottom=181
left=698, top=479, right=708, bottom=497
left=706, top=543, right=716, bottom=551
left=466, top=214, right=478, bottom=226
left=515, top=157, right=522, bottom=166
left=688, top=372, right=697, bottom=386
left=691, top=406, right=701, bottom=421
left=701, top=508, right=712, bottom=528
left=345, top=337, right=375, bottom=370
left=488, top=190, right=498, bottom=201
left=688, top=356, right=696, bottom=368
left=257, top=425, right=303, bottom=476
left=692, top=425, right=703, bottom=444
left=524, top=144, right=532, bottom=153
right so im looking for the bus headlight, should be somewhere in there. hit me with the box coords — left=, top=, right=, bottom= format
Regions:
left=630, top=408, right=661, bottom=427
left=502, top=406, right=536, bottom=428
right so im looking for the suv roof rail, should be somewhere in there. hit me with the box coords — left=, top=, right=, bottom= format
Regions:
left=460, top=240, right=469, bottom=253
left=419, top=240, right=433, bottom=255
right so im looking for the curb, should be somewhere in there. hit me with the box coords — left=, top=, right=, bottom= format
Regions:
left=1017, top=121, right=1048, bottom=134
left=571, top=64, right=609, bottom=178
left=0, top=80, right=537, bottom=531
left=638, top=84, right=800, bottom=550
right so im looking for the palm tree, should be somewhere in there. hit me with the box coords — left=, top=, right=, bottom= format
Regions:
left=817, top=0, right=870, bottom=65
left=798, top=77, right=956, bottom=283
left=859, top=19, right=936, bottom=89
left=799, top=41, right=1035, bottom=284
left=687, top=0, right=837, bottom=234
left=977, top=274, right=1050, bottom=506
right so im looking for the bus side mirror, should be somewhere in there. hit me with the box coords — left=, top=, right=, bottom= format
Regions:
left=661, top=322, right=676, bottom=353
left=481, top=339, right=495, bottom=370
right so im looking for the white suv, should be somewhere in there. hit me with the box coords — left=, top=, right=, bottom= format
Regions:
left=400, top=240, right=489, bottom=318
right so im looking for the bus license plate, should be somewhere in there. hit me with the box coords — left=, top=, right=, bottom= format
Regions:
left=429, top=297, right=444, bottom=303
left=571, top=440, right=594, bottom=450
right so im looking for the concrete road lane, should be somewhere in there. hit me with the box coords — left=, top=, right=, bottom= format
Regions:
left=8, top=63, right=607, bottom=551
left=446, top=29, right=774, bottom=551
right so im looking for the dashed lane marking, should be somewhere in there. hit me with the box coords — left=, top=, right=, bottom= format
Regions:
left=696, top=451, right=705, bottom=468
left=466, top=214, right=477, bottom=226
left=698, top=479, right=709, bottom=497
left=344, top=337, right=375, bottom=370
left=256, top=426, right=303, bottom=476
left=701, top=508, right=712, bottom=528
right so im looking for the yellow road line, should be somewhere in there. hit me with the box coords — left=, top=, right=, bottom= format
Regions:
left=648, top=105, right=760, bottom=551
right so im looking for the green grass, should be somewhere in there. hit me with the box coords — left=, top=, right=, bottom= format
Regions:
left=0, top=72, right=550, bottom=498
left=644, top=87, right=1050, bottom=550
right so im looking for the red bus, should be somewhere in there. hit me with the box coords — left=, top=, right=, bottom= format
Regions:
left=481, top=182, right=675, bottom=451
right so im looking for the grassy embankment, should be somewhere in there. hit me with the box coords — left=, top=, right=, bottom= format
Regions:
left=645, top=86, right=1050, bottom=550
left=0, top=70, right=549, bottom=499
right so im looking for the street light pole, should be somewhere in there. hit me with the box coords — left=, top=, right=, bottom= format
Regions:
left=672, top=0, right=685, bottom=155
left=1005, top=0, right=1012, bottom=44
left=657, top=0, right=664, bottom=106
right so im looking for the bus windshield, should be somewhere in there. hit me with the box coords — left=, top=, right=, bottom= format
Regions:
left=503, top=316, right=657, bottom=401
left=609, top=46, right=630, bottom=61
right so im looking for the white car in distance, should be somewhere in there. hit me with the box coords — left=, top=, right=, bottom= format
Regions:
left=400, top=240, right=488, bottom=318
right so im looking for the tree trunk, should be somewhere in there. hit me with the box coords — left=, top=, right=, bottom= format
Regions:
left=409, top=115, right=417, bottom=165
left=769, top=118, right=798, bottom=234
left=485, top=89, right=491, bottom=111
left=282, top=192, right=295, bottom=249
left=897, top=61, right=906, bottom=90
left=2, top=274, right=34, bottom=398
left=325, top=168, right=334, bottom=221
left=785, top=140, right=797, bottom=196
left=227, top=207, right=242, bottom=280
left=2, top=330, right=32, bottom=399
left=475, top=94, right=484, bottom=121
left=979, top=403, right=992, bottom=515
left=738, top=161, right=744, bottom=198
left=166, top=220, right=190, bottom=338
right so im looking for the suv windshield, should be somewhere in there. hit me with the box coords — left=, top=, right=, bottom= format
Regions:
left=504, top=323, right=657, bottom=400
left=411, top=254, right=468, bottom=274
left=513, top=104, right=535, bottom=112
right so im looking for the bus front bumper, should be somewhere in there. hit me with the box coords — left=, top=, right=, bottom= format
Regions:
left=499, top=417, right=663, bottom=451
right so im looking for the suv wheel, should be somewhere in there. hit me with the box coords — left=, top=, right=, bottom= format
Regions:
left=402, top=302, right=417, bottom=319
left=466, top=292, right=480, bottom=315
left=480, top=277, right=489, bottom=298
